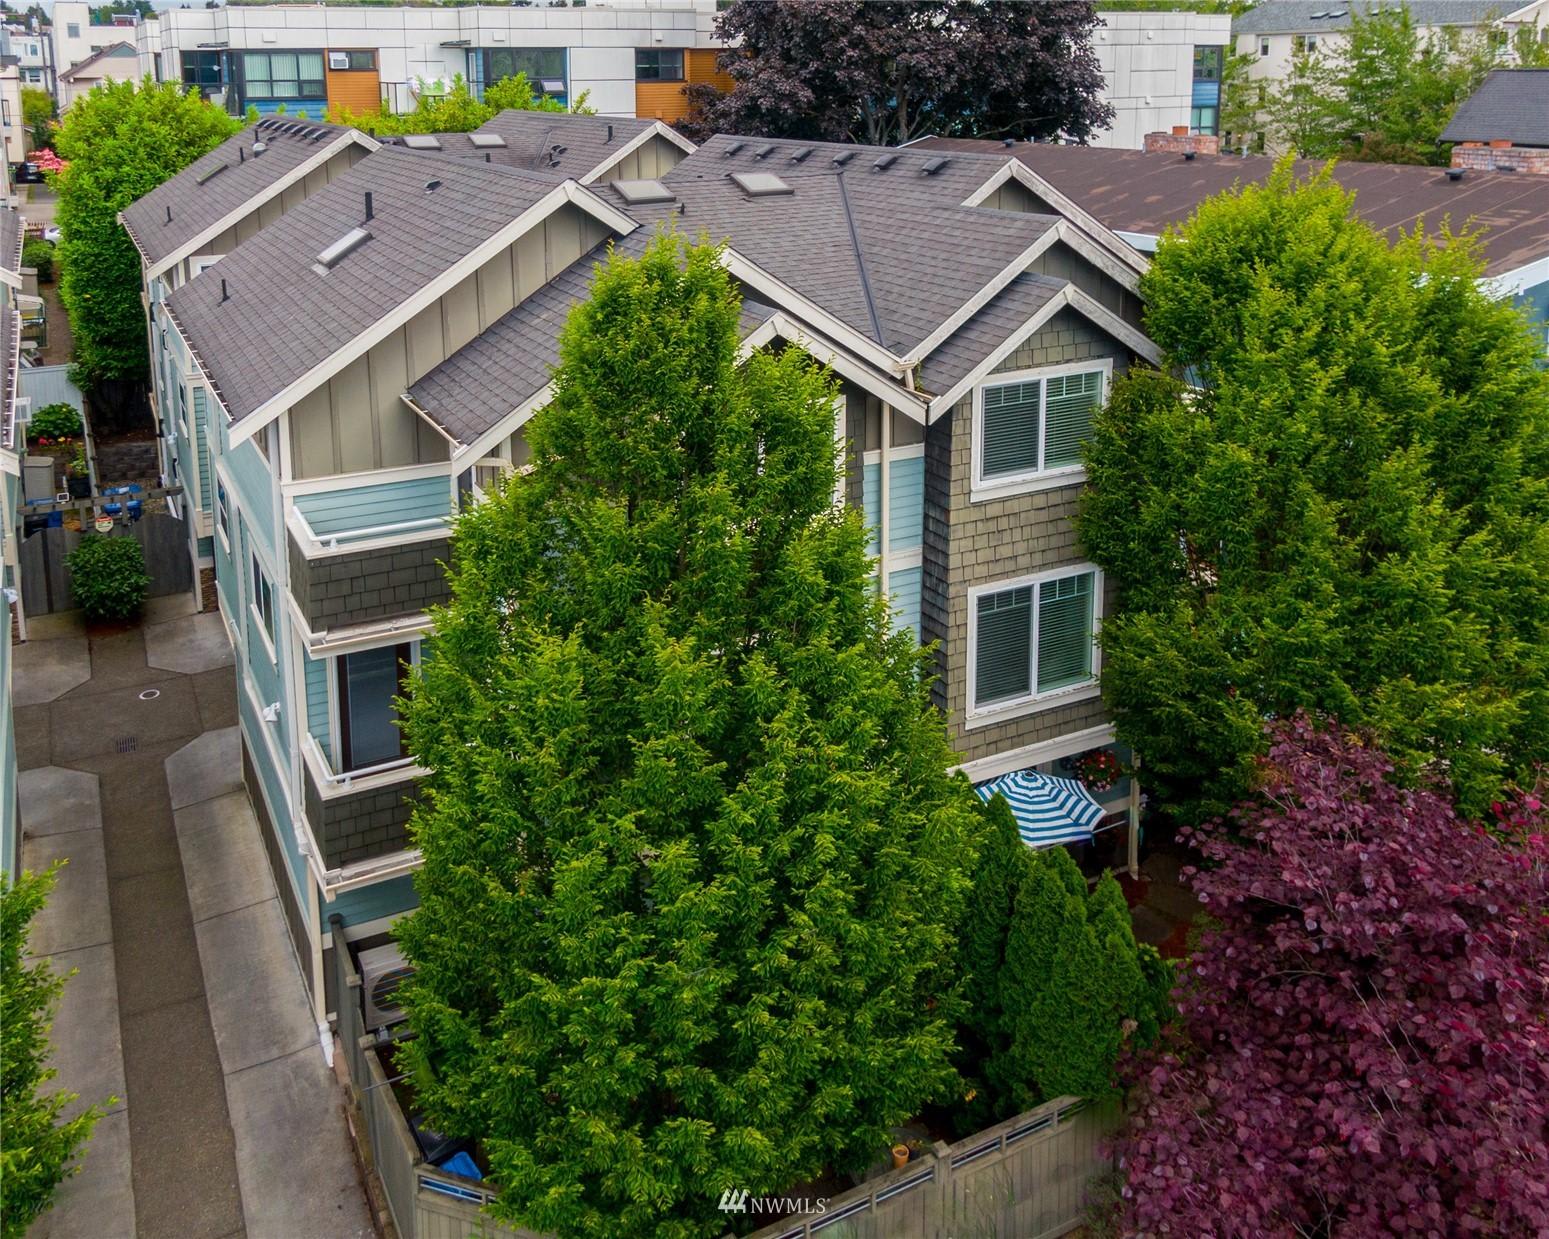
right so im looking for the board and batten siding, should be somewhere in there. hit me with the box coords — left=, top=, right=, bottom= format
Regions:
left=287, top=203, right=613, bottom=479
left=294, top=475, right=451, bottom=538
left=193, top=386, right=213, bottom=514
left=922, top=307, right=1131, bottom=766
left=593, top=135, right=686, bottom=183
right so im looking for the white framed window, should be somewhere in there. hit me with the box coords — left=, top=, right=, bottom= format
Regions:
left=1260, top=37, right=1270, bottom=56
left=250, top=550, right=277, bottom=661
left=966, top=565, right=1101, bottom=726
left=216, top=478, right=232, bottom=551
left=970, top=359, right=1111, bottom=502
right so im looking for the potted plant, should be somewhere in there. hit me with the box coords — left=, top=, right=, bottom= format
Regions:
left=1069, top=748, right=1124, bottom=792
left=65, top=443, right=91, bottom=499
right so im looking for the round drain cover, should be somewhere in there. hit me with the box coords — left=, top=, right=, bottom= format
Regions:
left=139, top=689, right=161, bottom=701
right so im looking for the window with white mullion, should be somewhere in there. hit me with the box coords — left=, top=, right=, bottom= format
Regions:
left=970, top=567, right=1099, bottom=718
left=974, top=361, right=1110, bottom=497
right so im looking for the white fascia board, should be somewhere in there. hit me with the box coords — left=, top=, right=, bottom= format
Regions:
left=950, top=722, right=1116, bottom=783
left=1001, top=160, right=1150, bottom=279
left=323, top=847, right=424, bottom=898
left=1481, top=253, right=1549, bottom=299
left=719, top=248, right=907, bottom=379
left=927, top=286, right=1072, bottom=422
left=902, top=229, right=1065, bottom=367
left=400, top=391, right=463, bottom=450
left=759, top=312, right=930, bottom=424
left=579, top=119, right=696, bottom=185
left=560, top=178, right=639, bottom=237
left=1067, top=285, right=1162, bottom=367
left=1116, top=229, right=1160, bottom=255
left=145, top=129, right=381, bottom=282
left=230, top=182, right=633, bottom=448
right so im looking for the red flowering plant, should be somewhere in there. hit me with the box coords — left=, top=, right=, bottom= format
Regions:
left=1070, top=747, right=1123, bottom=791
left=1110, top=714, right=1549, bottom=1235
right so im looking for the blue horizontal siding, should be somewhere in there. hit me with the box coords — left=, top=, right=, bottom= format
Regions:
left=328, top=874, right=419, bottom=931
left=888, top=565, right=922, bottom=638
left=304, top=651, right=331, bottom=758
left=194, top=386, right=212, bottom=514
left=239, top=685, right=309, bottom=902
left=889, top=455, right=924, bottom=553
left=294, top=476, right=451, bottom=538
left=226, top=437, right=275, bottom=558
left=862, top=461, right=880, bottom=556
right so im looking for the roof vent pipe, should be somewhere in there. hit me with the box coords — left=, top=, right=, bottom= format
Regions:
left=1002, top=137, right=1014, bottom=147
left=484, top=152, right=491, bottom=162
left=166, top=205, right=173, bottom=224
left=1446, top=167, right=1464, bottom=182
left=606, top=123, right=613, bottom=143
left=364, top=191, right=373, bottom=221
left=239, top=146, right=245, bottom=163
left=220, top=278, right=229, bottom=303
left=1184, top=150, right=1197, bottom=161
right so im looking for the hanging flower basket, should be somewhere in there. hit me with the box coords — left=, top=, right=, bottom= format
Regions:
left=1070, top=748, right=1123, bottom=792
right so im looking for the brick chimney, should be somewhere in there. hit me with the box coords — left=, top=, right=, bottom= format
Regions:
left=1450, top=141, right=1549, bottom=175
left=1144, top=130, right=1221, bottom=157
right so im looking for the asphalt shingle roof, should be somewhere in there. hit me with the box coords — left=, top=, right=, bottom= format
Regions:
left=1233, top=0, right=1508, bottom=34
left=408, top=231, right=777, bottom=445
left=1441, top=69, right=1549, bottom=146
left=122, top=118, right=366, bottom=269
left=649, top=136, right=1061, bottom=356
left=919, top=273, right=1069, bottom=398
left=0, top=207, right=22, bottom=279
left=165, top=146, right=563, bottom=424
left=382, top=111, right=667, bottom=182
left=918, top=137, right=1549, bottom=278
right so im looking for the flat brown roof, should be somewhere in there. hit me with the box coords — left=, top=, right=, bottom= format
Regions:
left=917, top=139, right=1549, bottom=278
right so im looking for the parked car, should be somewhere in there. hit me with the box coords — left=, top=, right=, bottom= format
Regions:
left=42, top=225, right=60, bottom=244
left=14, top=162, right=45, bottom=185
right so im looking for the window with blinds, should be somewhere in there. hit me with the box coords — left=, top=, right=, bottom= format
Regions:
left=972, top=570, right=1097, bottom=712
left=978, top=367, right=1106, bottom=486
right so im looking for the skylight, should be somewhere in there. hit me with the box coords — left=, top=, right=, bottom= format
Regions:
left=729, top=172, right=793, bottom=198
left=611, top=179, right=675, bottom=205
left=313, top=227, right=372, bottom=273
left=468, top=133, right=506, bottom=149
left=401, top=134, right=443, bottom=151
left=196, top=163, right=229, bottom=186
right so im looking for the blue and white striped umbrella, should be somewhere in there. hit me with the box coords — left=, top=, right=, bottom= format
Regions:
left=974, top=768, right=1105, bottom=849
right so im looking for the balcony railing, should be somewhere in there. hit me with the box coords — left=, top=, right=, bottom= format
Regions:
left=302, top=732, right=422, bottom=871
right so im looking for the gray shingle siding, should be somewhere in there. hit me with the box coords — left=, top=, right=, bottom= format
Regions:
left=304, top=759, right=417, bottom=869
left=923, top=308, right=1132, bottom=765
left=288, top=533, right=451, bottom=631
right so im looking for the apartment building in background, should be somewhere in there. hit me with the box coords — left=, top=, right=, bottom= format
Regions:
left=1092, top=9, right=1234, bottom=146
left=124, top=109, right=1153, bottom=1020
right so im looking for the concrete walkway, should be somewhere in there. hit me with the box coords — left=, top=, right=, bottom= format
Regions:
left=18, top=601, right=372, bottom=1239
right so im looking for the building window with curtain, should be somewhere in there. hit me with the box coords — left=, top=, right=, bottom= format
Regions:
left=240, top=50, right=326, bottom=108
left=968, top=567, right=1100, bottom=722
left=336, top=643, right=411, bottom=772
left=971, top=360, right=1110, bottom=501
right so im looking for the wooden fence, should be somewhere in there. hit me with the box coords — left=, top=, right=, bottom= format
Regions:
left=17, top=510, right=191, bottom=615
left=330, top=922, right=1114, bottom=1239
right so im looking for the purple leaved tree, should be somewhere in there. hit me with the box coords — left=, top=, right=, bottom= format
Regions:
left=1113, top=716, right=1549, bottom=1235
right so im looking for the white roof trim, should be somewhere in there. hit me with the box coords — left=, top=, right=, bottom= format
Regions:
left=579, top=120, right=696, bottom=186
left=991, top=160, right=1151, bottom=279
left=1067, top=285, right=1162, bottom=367
left=453, top=380, right=554, bottom=465
left=1481, top=253, right=1549, bottom=298
left=136, top=128, right=381, bottom=281
left=902, top=229, right=1063, bottom=366
left=719, top=248, right=907, bottom=379
left=927, top=286, right=1071, bottom=421
left=951, top=722, right=1116, bottom=782
left=225, top=182, right=637, bottom=446
left=760, top=312, right=931, bottom=424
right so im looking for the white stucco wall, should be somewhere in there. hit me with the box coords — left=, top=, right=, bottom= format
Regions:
left=1093, top=10, right=1233, bottom=149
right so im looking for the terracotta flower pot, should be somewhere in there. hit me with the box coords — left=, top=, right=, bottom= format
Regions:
left=891, top=1145, right=910, bottom=1170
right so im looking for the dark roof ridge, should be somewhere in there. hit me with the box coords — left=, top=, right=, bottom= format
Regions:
left=833, top=169, right=886, bottom=346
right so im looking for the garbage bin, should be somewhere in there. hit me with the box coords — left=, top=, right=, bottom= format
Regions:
left=22, top=456, right=55, bottom=504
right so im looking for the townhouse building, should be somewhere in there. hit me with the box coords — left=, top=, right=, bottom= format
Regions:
left=1, top=207, right=25, bottom=880
left=128, top=111, right=1155, bottom=1023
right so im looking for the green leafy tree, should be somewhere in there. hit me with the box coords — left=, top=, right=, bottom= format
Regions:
left=20, top=86, right=54, bottom=152
left=327, top=71, right=584, bottom=135
left=397, top=233, right=981, bottom=1239
left=1216, top=42, right=1260, bottom=154
left=1511, top=24, right=1549, bottom=67
left=1, top=869, right=108, bottom=1239
left=1079, top=163, right=1549, bottom=822
left=985, top=846, right=1164, bottom=1113
left=53, top=79, right=240, bottom=392
left=1265, top=5, right=1500, bottom=163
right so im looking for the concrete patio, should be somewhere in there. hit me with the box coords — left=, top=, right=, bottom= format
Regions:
left=17, top=603, right=372, bottom=1239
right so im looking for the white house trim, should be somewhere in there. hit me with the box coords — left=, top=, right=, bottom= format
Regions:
left=1067, top=286, right=1162, bottom=366
left=998, top=160, right=1151, bottom=278
left=951, top=722, right=1117, bottom=783
left=927, top=287, right=1072, bottom=420
left=581, top=119, right=697, bottom=185
left=1482, top=253, right=1549, bottom=299
left=227, top=182, right=637, bottom=446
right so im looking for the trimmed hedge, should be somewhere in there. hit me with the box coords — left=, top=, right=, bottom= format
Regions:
left=66, top=535, right=149, bottom=622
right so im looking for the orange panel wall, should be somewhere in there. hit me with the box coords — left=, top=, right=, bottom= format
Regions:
left=326, top=67, right=382, bottom=118
left=634, top=48, right=733, bottom=123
